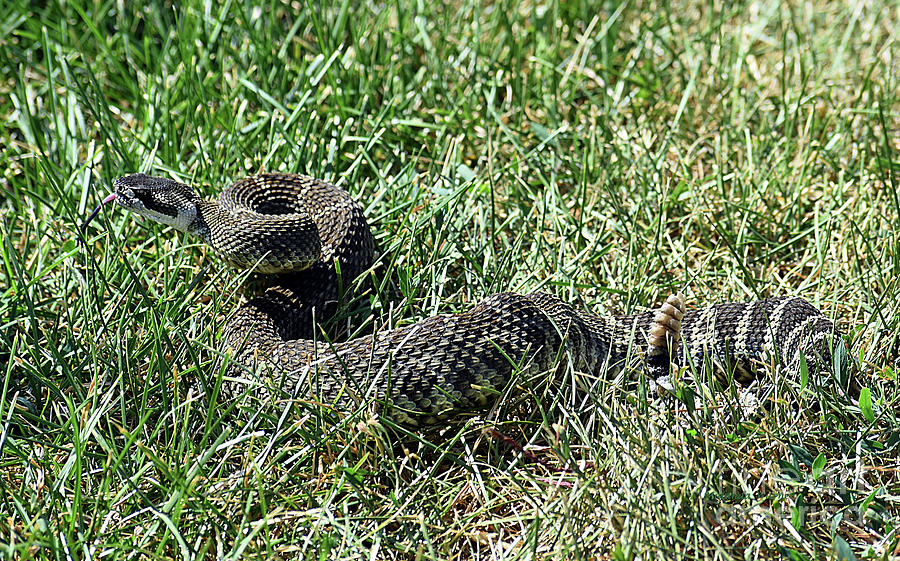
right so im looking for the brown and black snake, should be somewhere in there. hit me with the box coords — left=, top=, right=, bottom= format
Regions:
left=82, top=173, right=848, bottom=425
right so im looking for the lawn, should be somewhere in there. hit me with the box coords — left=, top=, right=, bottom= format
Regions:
left=1, top=0, right=898, bottom=559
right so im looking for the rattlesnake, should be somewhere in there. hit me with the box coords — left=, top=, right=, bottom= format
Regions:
left=83, top=173, right=846, bottom=425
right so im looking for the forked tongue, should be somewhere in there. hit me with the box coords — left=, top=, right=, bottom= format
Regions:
left=81, top=193, right=118, bottom=233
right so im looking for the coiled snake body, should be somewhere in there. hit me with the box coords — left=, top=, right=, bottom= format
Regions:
left=85, top=173, right=844, bottom=425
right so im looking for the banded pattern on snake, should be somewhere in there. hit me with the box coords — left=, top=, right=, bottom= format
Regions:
left=83, top=173, right=845, bottom=425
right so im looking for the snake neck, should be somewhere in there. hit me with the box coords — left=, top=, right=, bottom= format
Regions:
left=189, top=199, right=218, bottom=243
left=189, top=199, right=322, bottom=274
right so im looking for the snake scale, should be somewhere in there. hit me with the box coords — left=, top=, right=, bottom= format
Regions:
left=84, top=173, right=845, bottom=425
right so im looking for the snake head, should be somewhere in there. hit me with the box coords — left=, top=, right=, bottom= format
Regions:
left=112, top=174, right=202, bottom=233
left=82, top=173, right=203, bottom=234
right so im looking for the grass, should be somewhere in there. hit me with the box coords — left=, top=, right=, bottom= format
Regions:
left=1, top=0, right=899, bottom=558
